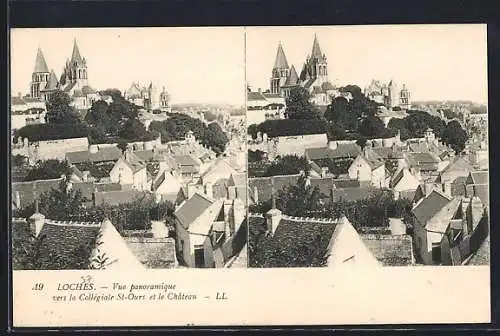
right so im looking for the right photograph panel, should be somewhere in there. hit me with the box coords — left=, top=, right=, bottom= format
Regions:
left=246, top=25, right=489, bottom=268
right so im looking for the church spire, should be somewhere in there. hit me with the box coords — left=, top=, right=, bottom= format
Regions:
left=273, top=42, right=289, bottom=69
left=33, top=47, right=49, bottom=73
left=311, top=34, right=323, bottom=60
left=71, top=38, right=84, bottom=64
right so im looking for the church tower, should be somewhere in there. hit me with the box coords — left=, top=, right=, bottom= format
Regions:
left=300, top=34, right=328, bottom=87
left=309, top=34, right=328, bottom=84
left=30, top=47, right=50, bottom=100
left=61, top=39, right=88, bottom=89
left=270, top=42, right=290, bottom=95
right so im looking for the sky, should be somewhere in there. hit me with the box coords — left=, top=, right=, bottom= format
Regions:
left=11, top=27, right=245, bottom=106
left=246, top=24, right=488, bottom=104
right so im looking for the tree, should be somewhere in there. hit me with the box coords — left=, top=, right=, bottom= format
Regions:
left=12, top=154, right=28, bottom=168
left=45, top=90, right=81, bottom=124
left=119, top=118, right=157, bottom=142
left=285, top=86, right=322, bottom=120
left=324, top=96, right=351, bottom=126
left=247, top=124, right=259, bottom=139
left=263, top=155, right=311, bottom=177
left=117, top=140, right=128, bottom=153
left=358, top=115, right=386, bottom=138
left=85, top=100, right=115, bottom=133
left=441, top=120, right=468, bottom=153
left=24, top=159, right=72, bottom=181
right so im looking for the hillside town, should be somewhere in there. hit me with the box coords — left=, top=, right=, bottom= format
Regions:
left=247, top=33, right=489, bottom=268
left=11, top=38, right=248, bottom=270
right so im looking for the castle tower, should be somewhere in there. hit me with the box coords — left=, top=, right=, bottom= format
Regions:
left=159, top=86, right=171, bottom=111
left=270, top=42, right=290, bottom=95
left=30, top=47, right=50, bottom=99
left=399, top=84, right=411, bottom=110
left=148, top=82, right=160, bottom=110
left=387, top=80, right=399, bottom=108
left=62, top=39, right=88, bottom=89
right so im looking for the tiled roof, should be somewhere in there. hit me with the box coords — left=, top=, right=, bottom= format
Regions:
left=122, top=152, right=146, bottom=173
left=94, top=183, right=122, bottom=192
left=175, top=193, right=214, bottom=229
left=361, top=234, right=414, bottom=266
left=466, top=234, right=489, bottom=265
left=249, top=216, right=338, bottom=267
left=124, top=237, right=176, bottom=268
left=309, top=177, right=360, bottom=197
left=425, top=197, right=461, bottom=233
left=94, top=190, right=146, bottom=206
left=12, top=178, right=63, bottom=209
left=469, top=171, right=488, bottom=185
left=262, top=92, right=282, bottom=99
left=247, top=91, right=267, bottom=101
left=450, top=176, right=468, bottom=197
left=305, top=144, right=361, bottom=160
left=412, top=189, right=452, bottom=226
left=361, top=148, right=385, bottom=169
left=72, top=182, right=95, bottom=201
left=332, top=187, right=376, bottom=202
left=37, top=221, right=101, bottom=270
left=213, top=179, right=229, bottom=199
left=81, top=85, right=97, bottom=95
left=229, top=172, right=246, bottom=186
left=66, top=147, right=122, bottom=164
left=63, top=82, right=76, bottom=93
left=466, top=183, right=489, bottom=208
left=321, top=82, right=335, bottom=91
left=408, top=152, right=439, bottom=164
left=175, top=154, right=199, bottom=167
left=11, top=96, right=27, bottom=106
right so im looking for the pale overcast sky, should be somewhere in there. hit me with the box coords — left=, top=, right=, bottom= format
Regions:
left=11, top=27, right=245, bottom=106
left=246, top=24, right=488, bottom=104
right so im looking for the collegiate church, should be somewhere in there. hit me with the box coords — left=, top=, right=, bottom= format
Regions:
left=29, top=40, right=100, bottom=110
left=269, top=34, right=340, bottom=106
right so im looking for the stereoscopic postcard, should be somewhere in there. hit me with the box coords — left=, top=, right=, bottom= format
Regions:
left=10, top=24, right=490, bottom=327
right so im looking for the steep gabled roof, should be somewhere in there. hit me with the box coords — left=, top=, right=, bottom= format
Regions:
left=412, top=189, right=453, bottom=226
left=175, top=192, right=214, bottom=229
left=33, top=47, right=49, bottom=73
left=326, top=216, right=380, bottom=267
left=42, top=70, right=59, bottom=91
left=284, top=65, right=299, bottom=86
left=273, top=42, right=289, bottom=69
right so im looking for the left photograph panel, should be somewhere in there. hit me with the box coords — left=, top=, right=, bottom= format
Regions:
left=10, top=28, right=248, bottom=270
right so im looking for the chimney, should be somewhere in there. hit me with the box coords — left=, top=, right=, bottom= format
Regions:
left=204, top=182, right=213, bottom=198
left=424, top=181, right=434, bottom=196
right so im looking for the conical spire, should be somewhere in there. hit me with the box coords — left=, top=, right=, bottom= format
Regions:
left=33, top=47, right=49, bottom=73
left=311, top=34, right=323, bottom=60
left=44, top=70, right=59, bottom=91
left=71, top=39, right=84, bottom=64
left=273, top=42, right=289, bottom=69
left=285, top=65, right=299, bottom=86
